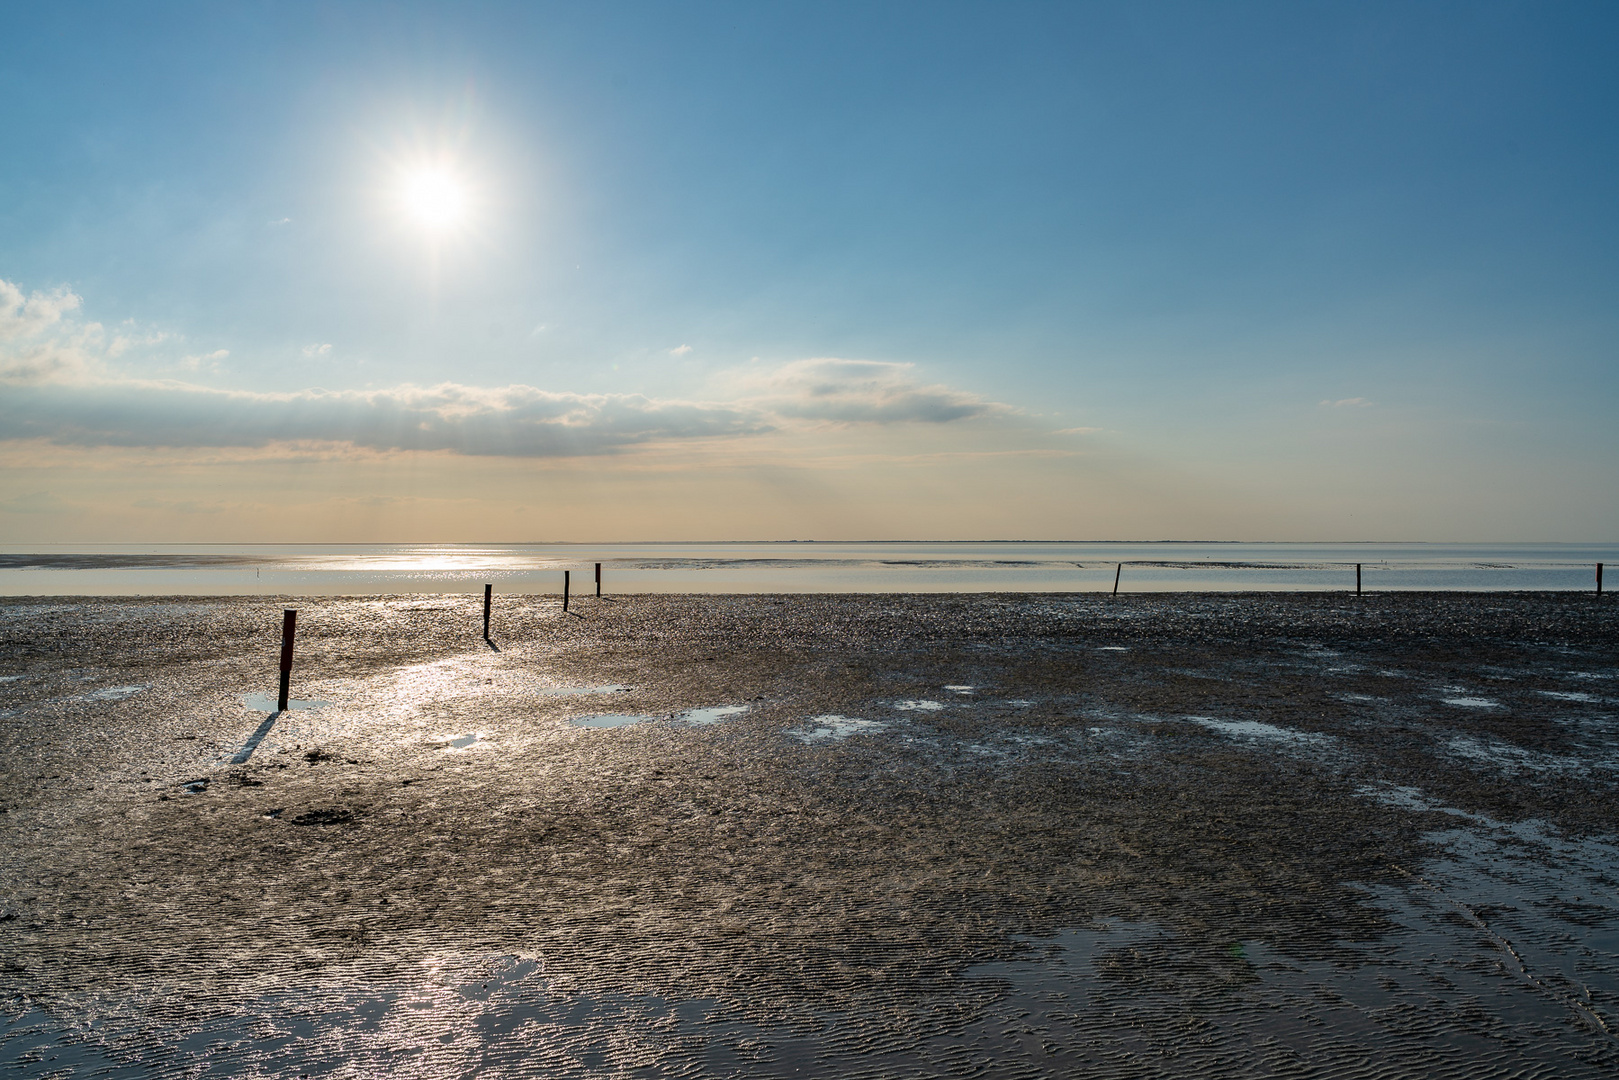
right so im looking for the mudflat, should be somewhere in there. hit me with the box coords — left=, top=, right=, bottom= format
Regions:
left=2, top=593, right=1616, bottom=1077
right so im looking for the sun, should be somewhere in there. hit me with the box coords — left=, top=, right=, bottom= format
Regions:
left=398, top=165, right=470, bottom=232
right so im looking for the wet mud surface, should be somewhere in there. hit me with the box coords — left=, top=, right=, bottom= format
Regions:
left=2, top=592, right=1617, bottom=1077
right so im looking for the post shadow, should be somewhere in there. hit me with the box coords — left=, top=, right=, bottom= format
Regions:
left=230, top=710, right=282, bottom=765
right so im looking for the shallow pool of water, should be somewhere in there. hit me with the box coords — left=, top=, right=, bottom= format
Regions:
left=680, top=705, right=748, bottom=725
left=241, top=692, right=330, bottom=713
left=569, top=713, right=656, bottom=728
left=789, top=715, right=888, bottom=742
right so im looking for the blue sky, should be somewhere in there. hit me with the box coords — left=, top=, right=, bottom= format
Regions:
left=2, top=1, right=1615, bottom=541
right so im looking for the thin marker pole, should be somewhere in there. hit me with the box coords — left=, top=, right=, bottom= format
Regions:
left=1356, top=563, right=1362, bottom=595
left=1599, top=563, right=1605, bottom=595
left=1112, top=563, right=1122, bottom=595
left=483, top=583, right=492, bottom=639
left=595, top=562, right=602, bottom=597
left=277, top=609, right=297, bottom=712
left=564, top=570, right=570, bottom=612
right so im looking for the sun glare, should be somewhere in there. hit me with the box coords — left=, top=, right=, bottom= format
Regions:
left=398, top=166, right=469, bottom=231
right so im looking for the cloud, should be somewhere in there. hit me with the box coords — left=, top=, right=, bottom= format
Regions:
left=0, top=362, right=1006, bottom=459
left=0, top=339, right=96, bottom=385
left=0, top=280, right=1008, bottom=460
left=741, top=358, right=1004, bottom=424
left=1320, top=397, right=1372, bottom=408
left=0, top=282, right=179, bottom=383
left=0, top=379, right=771, bottom=458
left=0, top=281, right=100, bottom=384
left=669, top=344, right=693, bottom=356
left=0, top=280, right=81, bottom=341
left=180, top=349, right=229, bottom=372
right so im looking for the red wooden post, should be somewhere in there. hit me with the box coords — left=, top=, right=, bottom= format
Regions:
left=277, top=609, right=296, bottom=712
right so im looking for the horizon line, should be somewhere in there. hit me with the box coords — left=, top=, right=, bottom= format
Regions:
left=4, top=539, right=1614, bottom=548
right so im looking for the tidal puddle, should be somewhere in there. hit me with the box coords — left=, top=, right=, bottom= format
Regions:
left=944, top=685, right=975, bottom=694
left=1355, top=782, right=1474, bottom=816
left=894, top=699, right=944, bottom=711
left=1540, top=690, right=1599, bottom=702
left=1446, top=735, right=1582, bottom=774
left=1184, top=715, right=1335, bottom=747
left=945, top=901, right=1619, bottom=1076
left=789, top=715, right=887, bottom=742
left=1443, top=696, right=1502, bottom=708
left=242, top=692, right=330, bottom=713
left=0, top=955, right=801, bottom=1080
left=570, top=714, right=656, bottom=728
left=569, top=705, right=748, bottom=728
left=446, top=734, right=484, bottom=750
left=680, top=705, right=748, bottom=725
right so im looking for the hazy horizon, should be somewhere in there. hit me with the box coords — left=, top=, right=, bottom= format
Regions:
left=3, top=539, right=1611, bottom=596
left=5, top=538, right=1617, bottom=547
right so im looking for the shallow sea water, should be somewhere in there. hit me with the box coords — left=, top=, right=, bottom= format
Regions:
left=2, top=540, right=1615, bottom=595
left=1, top=592, right=1616, bottom=1077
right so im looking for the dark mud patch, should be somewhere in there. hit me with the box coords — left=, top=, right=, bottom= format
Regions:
left=1, top=593, right=1616, bottom=1077
left=289, top=807, right=358, bottom=827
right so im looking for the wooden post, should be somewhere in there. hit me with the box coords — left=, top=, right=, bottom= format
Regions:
left=277, top=609, right=296, bottom=712
left=595, top=562, right=602, bottom=597
left=564, top=570, right=570, bottom=612
left=483, top=583, right=492, bottom=638
left=1112, top=563, right=1122, bottom=595
left=1599, top=563, right=1605, bottom=595
left=1356, top=563, right=1362, bottom=595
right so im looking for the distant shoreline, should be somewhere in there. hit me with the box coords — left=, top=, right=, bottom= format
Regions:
left=2, top=541, right=1610, bottom=597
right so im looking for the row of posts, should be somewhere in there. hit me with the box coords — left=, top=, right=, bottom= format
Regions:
left=273, top=560, right=1606, bottom=709
left=1107, top=563, right=1599, bottom=595
left=278, top=563, right=605, bottom=711
left=489, top=562, right=602, bottom=632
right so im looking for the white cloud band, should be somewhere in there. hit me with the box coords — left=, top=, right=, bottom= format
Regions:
left=744, top=358, right=997, bottom=424
left=0, top=281, right=1006, bottom=459
left=0, top=381, right=767, bottom=457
